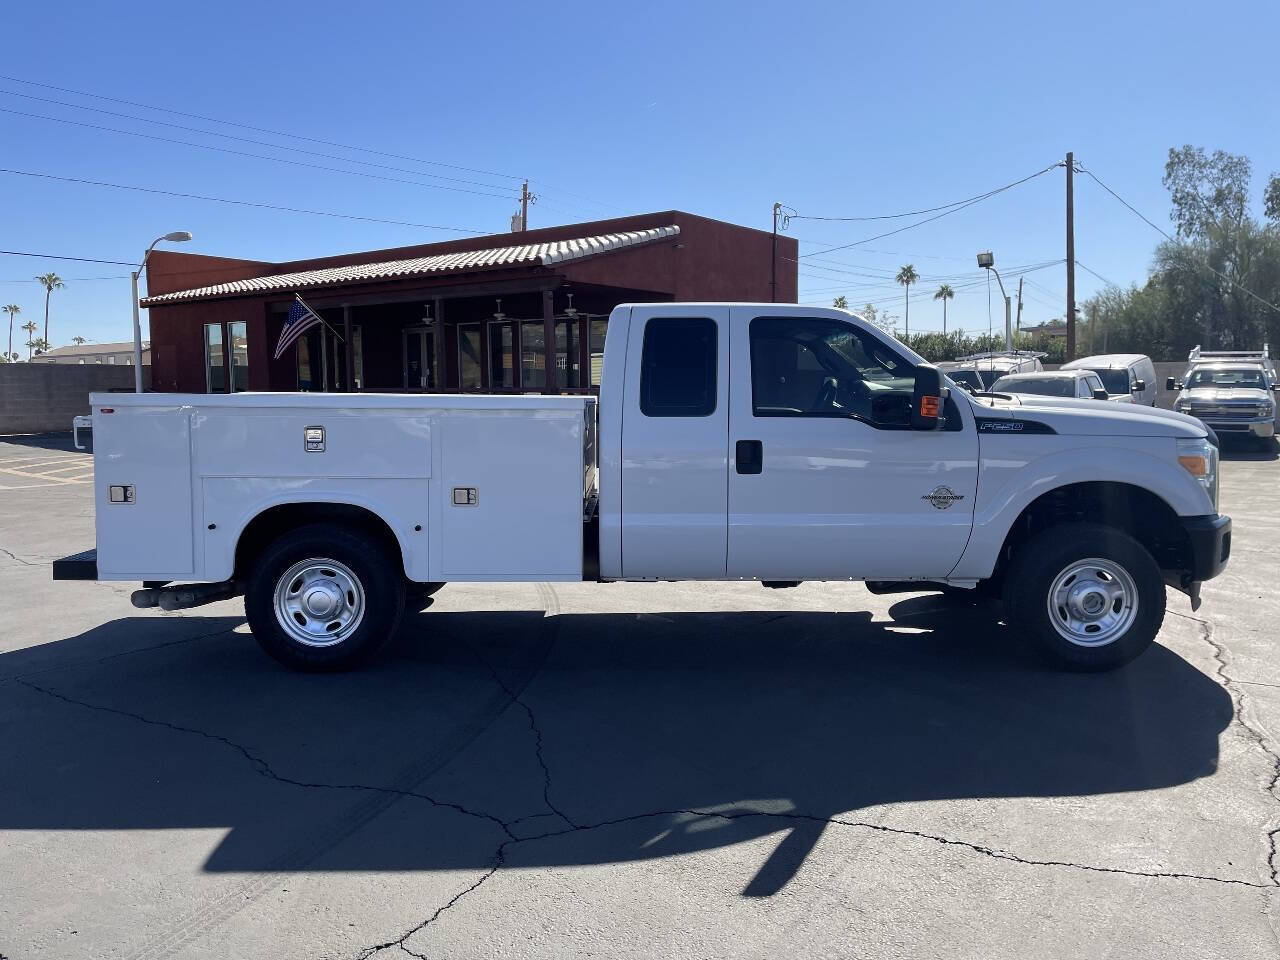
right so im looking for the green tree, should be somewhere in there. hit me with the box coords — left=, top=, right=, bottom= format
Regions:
left=33, top=272, right=65, bottom=348
left=72, top=336, right=87, bottom=345
left=832, top=295, right=849, bottom=310
left=933, top=284, right=954, bottom=335
left=3, top=304, right=19, bottom=362
left=895, top=264, right=919, bottom=337
left=20, top=320, right=38, bottom=359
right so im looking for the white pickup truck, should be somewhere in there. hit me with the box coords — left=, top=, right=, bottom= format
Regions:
left=54, top=303, right=1231, bottom=672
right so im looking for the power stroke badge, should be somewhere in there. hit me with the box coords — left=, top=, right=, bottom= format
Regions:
left=921, top=485, right=965, bottom=510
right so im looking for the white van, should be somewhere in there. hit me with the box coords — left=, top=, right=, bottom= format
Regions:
left=1061, top=354, right=1158, bottom=406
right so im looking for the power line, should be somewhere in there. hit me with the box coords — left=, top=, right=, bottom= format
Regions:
left=792, top=162, right=1064, bottom=257
left=1075, top=261, right=1119, bottom=288
left=0, top=73, right=623, bottom=214
left=1078, top=162, right=1280, bottom=314
left=0, top=168, right=488, bottom=235
left=783, top=164, right=1062, bottom=223
left=1, top=274, right=128, bottom=283
left=0, top=73, right=523, bottom=183
left=0, top=88, right=519, bottom=194
left=0, top=107, right=521, bottom=201
left=0, top=250, right=138, bottom=266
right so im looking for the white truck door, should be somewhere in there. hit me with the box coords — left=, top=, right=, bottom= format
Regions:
left=726, top=307, right=979, bottom=581
left=621, top=306, right=729, bottom=579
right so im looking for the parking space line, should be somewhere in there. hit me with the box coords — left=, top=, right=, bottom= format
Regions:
left=34, top=462, right=96, bottom=474
left=0, top=466, right=83, bottom=484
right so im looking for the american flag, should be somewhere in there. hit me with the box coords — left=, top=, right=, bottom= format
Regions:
left=274, top=295, right=325, bottom=359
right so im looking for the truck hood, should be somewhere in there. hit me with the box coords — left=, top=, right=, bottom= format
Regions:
left=1180, top=387, right=1271, bottom=403
left=973, top=394, right=1206, bottom=438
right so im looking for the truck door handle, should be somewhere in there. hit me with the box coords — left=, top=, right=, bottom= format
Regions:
left=736, top=440, right=763, bottom=475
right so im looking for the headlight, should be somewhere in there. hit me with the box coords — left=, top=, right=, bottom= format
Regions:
left=1175, top=399, right=1192, bottom=412
left=1257, top=403, right=1274, bottom=418
left=1177, top=437, right=1219, bottom=512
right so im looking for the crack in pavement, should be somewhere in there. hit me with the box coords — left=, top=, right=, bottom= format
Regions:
left=354, top=614, right=1280, bottom=960
left=1184, top=615, right=1280, bottom=885
left=15, top=678, right=516, bottom=842
left=0, top=544, right=40, bottom=567
left=355, top=801, right=1279, bottom=960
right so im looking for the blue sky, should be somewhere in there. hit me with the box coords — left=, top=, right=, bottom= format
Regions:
left=2, top=0, right=1277, bottom=347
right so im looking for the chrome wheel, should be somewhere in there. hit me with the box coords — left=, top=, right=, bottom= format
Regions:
left=1046, top=557, right=1138, bottom=648
left=272, top=558, right=366, bottom=648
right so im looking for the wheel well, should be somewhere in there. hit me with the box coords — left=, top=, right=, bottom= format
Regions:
left=993, top=482, right=1190, bottom=579
left=233, top=502, right=405, bottom=580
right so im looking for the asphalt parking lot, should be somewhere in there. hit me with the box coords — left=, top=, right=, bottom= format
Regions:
left=1, top=432, right=1277, bottom=959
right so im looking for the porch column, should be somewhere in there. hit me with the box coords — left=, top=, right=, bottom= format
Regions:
left=342, top=304, right=354, bottom=392
left=542, top=288, right=557, bottom=394
left=432, top=296, right=443, bottom=391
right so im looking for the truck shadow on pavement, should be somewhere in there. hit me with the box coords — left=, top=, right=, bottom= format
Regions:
left=0, top=600, right=1232, bottom=897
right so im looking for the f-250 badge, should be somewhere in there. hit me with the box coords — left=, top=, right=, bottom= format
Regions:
left=922, top=486, right=965, bottom=510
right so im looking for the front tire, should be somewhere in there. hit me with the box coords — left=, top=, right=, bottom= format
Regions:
left=1002, top=522, right=1165, bottom=671
left=244, top=522, right=405, bottom=671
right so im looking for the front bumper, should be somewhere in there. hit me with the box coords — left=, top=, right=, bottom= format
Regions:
left=1192, top=415, right=1274, bottom=438
left=1180, top=514, right=1231, bottom=583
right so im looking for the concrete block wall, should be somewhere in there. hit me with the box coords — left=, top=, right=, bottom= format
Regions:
left=0, top=365, right=147, bottom=435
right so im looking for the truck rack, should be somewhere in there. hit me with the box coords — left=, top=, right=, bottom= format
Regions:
left=953, top=350, right=1048, bottom=363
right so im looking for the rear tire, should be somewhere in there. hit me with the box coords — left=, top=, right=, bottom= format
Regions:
left=1002, top=522, right=1165, bottom=671
left=244, top=522, right=405, bottom=671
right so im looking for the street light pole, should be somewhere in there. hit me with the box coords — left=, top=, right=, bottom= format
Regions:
left=132, top=231, right=192, bottom=391
left=977, top=251, right=1012, bottom=351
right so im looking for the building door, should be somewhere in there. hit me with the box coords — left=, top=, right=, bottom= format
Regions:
left=403, top=327, right=438, bottom=390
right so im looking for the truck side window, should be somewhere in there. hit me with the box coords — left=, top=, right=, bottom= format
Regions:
left=749, top=316, right=918, bottom=428
left=639, top=317, right=717, bottom=417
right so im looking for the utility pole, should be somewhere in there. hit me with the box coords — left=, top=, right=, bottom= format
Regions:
left=1065, top=151, right=1076, bottom=361
left=1004, top=295, right=1012, bottom=352
left=518, top=181, right=537, bottom=232
left=771, top=203, right=780, bottom=303
left=1015, top=276, right=1024, bottom=334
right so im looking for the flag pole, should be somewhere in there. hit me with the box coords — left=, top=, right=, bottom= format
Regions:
left=296, top=294, right=345, bottom=343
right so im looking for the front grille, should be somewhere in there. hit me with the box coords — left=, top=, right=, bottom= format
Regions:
left=1189, top=405, right=1259, bottom=419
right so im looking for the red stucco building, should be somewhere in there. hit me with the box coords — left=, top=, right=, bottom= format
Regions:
left=141, top=211, right=798, bottom=395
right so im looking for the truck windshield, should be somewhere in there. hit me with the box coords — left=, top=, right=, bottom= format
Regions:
left=1083, top=368, right=1131, bottom=395
left=947, top=370, right=985, bottom=392
left=991, top=376, right=1076, bottom=397
left=1186, top=368, right=1266, bottom=389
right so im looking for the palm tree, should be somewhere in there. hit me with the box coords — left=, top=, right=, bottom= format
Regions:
left=895, top=264, right=919, bottom=338
left=20, top=320, right=38, bottom=359
left=72, top=336, right=87, bottom=345
left=33, top=272, right=65, bottom=347
left=933, top=284, right=955, bottom=335
left=3, top=304, right=19, bottom=361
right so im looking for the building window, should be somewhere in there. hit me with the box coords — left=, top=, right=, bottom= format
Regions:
left=229, top=321, right=249, bottom=391
left=520, top=322, right=545, bottom=390
left=204, top=323, right=225, bottom=393
left=489, top=323, right=515, bottom=389
left=639, top=317, right=717, bottom=417
left=589, top=319, right=608, bottom=386
left=458, top=323, right=482, bottom=390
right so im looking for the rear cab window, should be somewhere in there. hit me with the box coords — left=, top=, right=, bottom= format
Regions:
left=639, top=317, right=717, bottom=417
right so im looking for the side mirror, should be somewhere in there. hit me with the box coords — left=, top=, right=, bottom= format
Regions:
left=1092, top=388, right=1109, bottom=401
left=1165, top=377, right=1176, bottom=390
left=911, top=364, right=947, bottom=431
left=1272, top=383, right=1280, bottom=393
left=1131, top=379, right=1145, bottom=392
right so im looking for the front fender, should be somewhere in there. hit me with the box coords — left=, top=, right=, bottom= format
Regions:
left=949, top=438, right=1211, bottom=580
